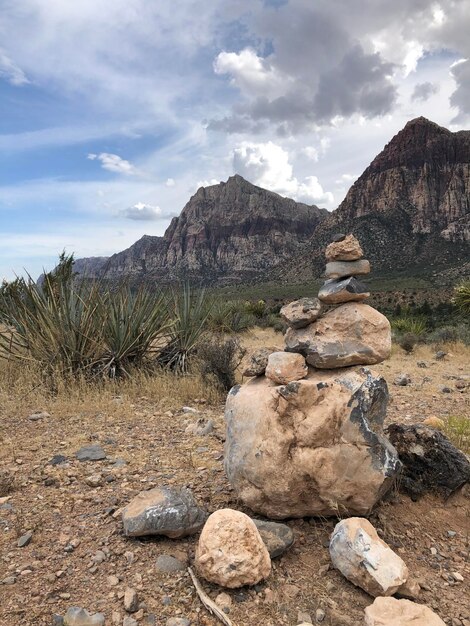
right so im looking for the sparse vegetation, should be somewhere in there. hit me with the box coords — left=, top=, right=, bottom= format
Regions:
left=443, top=415, right=470, bottom=454
left=198, top=334, right=246, bottom=391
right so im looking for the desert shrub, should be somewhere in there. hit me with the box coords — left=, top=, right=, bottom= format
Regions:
left=157, top=282, right=211, bottom=373
left=453, top=280, right=470, bottom=315
left=0, top=254, right=170, bottom=379
left=391, top=316, right=427, bottom=336
left=427, top=324, right=470, bottom=346
left=397, top=332, right=419, bottom=353
left=206, top=300, right=256, bottom=334
left=443, top=415, right=470, bottom=454
left=243, top=299, right=266, bottom=318
left=198, top=334, right=246, bottom=391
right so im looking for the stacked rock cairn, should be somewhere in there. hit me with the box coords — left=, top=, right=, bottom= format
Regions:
left=226, top=233, right=401, bottom=519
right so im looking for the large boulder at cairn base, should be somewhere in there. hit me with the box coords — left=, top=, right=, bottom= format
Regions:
left=195, top=509, right=271, bottom=588
left=364, top=597, right=446, bottom=626
left=330, top=518, right=408, bottom=597
left=224, top=367, right=400, bottom=518
left=285, top=303, right=391, bottom=368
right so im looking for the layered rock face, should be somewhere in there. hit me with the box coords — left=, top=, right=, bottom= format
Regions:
left=224, top=236, right=400, bottom=518
left=76, top=175, right=326, bottom=284
left=279, top=117, right=470, bottom=282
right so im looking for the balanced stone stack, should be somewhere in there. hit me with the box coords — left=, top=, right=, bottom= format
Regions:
left=225, top=234, right=400, bottom=519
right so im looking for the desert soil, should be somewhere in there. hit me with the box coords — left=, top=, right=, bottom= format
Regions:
left=0, top=329, right=469, bottom=626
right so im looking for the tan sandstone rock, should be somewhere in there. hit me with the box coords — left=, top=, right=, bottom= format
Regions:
left=280, top=297, right=322, bottom=329
left=364, top=597, right=446, bottom=625
left=326, top=234, right=363, bottom=262
left=265, top=352, right=308, bottom=385
left=195, top=509, right=271, bottom=588
left=330, top=518, right=408, bottom=597
left=285, top=303, right=391, bottom=368
left=224, top=368, right=400, bottom=518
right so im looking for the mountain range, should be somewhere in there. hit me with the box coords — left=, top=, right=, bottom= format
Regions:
left=74, top=117, right=470, bottom=286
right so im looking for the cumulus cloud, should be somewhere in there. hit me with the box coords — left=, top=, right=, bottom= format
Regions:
left=450, top=59, right=470, bottom=120
left=87, top=153, right=139, bottom=176
left=411, top=81, right=439, bottom=102
left=233, top=141, right=333, bottom=205
left=165, top=178, right=176, bottom=187
left=121, top=202, right=162, bottom=220
left=196, top=178, right=220, bottom=189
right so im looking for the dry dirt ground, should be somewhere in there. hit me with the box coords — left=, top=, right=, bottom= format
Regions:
left=0, top=329, right=469, bottom=626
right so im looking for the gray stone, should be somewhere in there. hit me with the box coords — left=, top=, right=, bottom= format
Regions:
left=166, top=619, right=190, bottom=626
left=63, top=607, right=105, bottom=626
left=49, top=454, right=68, bottom=466
left=124, top=588, right=139, bottom=613
left=75, top=445, right=106, bottom=462
left=142, top=616, right=157, bottom=626
left=253, top=519, right=294, bottom=558
left=394, top=374, right=411, bottom=386
left=280, top=297, right=322, bottom=329
left=18, top=531, right=33, bottom=547
left=123, top=618, right=138, bottom=626
left=243, top=348, right=276, bottom=377
left=325, top=259, right=370, bottom=279
left=155, top=554, right=186, bottom=573
left=52, top=615, right=64, bottom=626
left=2, top=576, right=16, bottom=585
left=284, top=303, right=391, bottom=369
left=318, top=277, right=369, bottom=304
left=331, top=233, right=346, bottom=242
left=435, top=351, right=447, bottom=360
left=122, top=486, right=207, bottom=538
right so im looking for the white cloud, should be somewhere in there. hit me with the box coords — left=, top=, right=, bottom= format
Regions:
left=87, top=152, right=139, bottom=176
left=121, top=202, right=162, bottom=220
left=0, top=49, right=30, bottom=86
left=214, top=48, right=288, bottom=100
left=196, top=178, right=220, bottom=189
left=232, top=141, right=334, bottom=206
left=302, top=146, right=319, bottom=161
left=165, top=177, right=176, bottom=187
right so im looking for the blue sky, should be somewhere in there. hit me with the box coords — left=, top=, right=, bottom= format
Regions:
left=1, top=0, right=469, bottom=280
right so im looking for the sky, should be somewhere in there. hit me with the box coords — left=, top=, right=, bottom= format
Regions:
left=1, top=0, right=469, bottom=280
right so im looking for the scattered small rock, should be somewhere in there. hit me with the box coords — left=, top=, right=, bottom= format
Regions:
left=315, top=608, right=326, bottom=623
left=440, top=386, right=453, bottom=393
left=395, top=373, right=411, bottom=386
left=2, top=576, right=16, bottom=585
left=243, top=347, right=276, bottom=377
left=49, top=454, right=68, bottom=466
left=215, top=592, right=232, bottom=613
left=422, top=416, right=444, bottom=429
left=85, top=474, right=102, bottom=488
left=122, top=486, right=207, bottom=538
left=435, top=351, right=447, bottom=360
left=182, top=406, right=198, bottom=414
left=124, top=588, right=139, bottom=613
left=195, top=509, right=271, bottom=588
left=52, top=615, right=64, bottom=626
left=166, top=619, right=190, bottom=626
left=123, top=617, right=138, bottom=626
left=364, top=597, right=445, bottom=625
left=416, top=361, right=428, bottom=368
left=329, top=517, right=408, bottom=596
left=28, top=411, right=50, bottom=421
left=252, top=519, right=295, bottom=558
left=185, top=418, right=214, bottom=436
left=155, top=554, right=186, bottom=573
left=75, top=445, right=106, bottom=462
left=17, top=531, right=33, bottom=548
left=63, top=607, right=105, bottom=626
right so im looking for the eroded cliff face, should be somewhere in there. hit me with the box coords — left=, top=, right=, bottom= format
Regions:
left=279, top=117, right=470, bottom=283
left=337, top=117, right=470, bottom=240
left=83, top=175, right=327, bottom=284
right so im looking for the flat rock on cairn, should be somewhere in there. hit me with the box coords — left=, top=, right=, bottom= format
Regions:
left=265, top=351, right=308, bottom=385
left=329, top=518, right=408, bottom=597
left=280, top=297, right=322, bottom=328
left=364, top=597, right=446, bottom=626
left=224, top=234, right=400, bottom=518
left=195, top=509, right=271, bottom=588
left=122, top=486, right=207, bottom=538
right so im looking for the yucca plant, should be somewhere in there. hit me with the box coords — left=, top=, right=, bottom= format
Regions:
left=157, top=282, right=212, bottom=372
left=453, top=280, right=470, bottom=315
left=100, top=286, right=170, bottom=377
left=391, top=316, right=428, bottom=336
left=206, top=299, right=255, bottom=334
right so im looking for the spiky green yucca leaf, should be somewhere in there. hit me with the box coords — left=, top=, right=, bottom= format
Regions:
left=101, top=287, right=170, bottom=376
left=453, top=280, right=470, bottom=314
left=391, top=316, right=427, bottom=336
left=158, top=282, right=212, bottom=372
